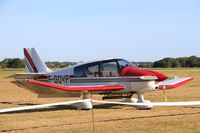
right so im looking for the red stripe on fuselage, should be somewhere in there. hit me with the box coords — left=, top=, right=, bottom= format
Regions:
left=24, top=48, right=38, bottom=73
left=27, top=80, right=124, bottom=92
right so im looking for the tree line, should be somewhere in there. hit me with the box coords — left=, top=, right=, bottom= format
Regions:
left=0, top=58, right=25, bottom=68
left=153, top=56, right=200, bottom=68
left=0, top=58, right=76, bottom=69
left=0, top=56, right=200, bottom=68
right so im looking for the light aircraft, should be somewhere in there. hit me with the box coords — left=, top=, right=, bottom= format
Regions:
left=1, top=48, right=200, bottom=113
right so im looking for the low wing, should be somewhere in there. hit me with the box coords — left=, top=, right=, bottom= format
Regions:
left=11, top=75, right=157, bottom=98
left=26, top=79, right=124, bottom=92
left=159, top=77, right=193, bottom=89
left=0, top=99, right=90, bottom=114
left=92, top=100, right=200, bottom=106
left=12, top=79, right=124, bottom=98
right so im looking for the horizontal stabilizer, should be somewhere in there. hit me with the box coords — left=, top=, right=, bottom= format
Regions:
left=159, top=77, right=193, bottom=89
left=7, top=73, right=47, bottom=79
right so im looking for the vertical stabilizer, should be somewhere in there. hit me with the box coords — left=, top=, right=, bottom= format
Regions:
left=24, top=48, right=52, bottom=73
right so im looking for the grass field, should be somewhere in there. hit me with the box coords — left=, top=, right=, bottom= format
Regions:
left=0, top=68, right=200, bottom=133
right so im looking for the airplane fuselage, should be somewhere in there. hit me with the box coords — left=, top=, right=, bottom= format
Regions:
left=47, top=58, right=163, bottom=95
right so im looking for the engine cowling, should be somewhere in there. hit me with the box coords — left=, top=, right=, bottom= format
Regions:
left=120, top=66, right=168, bottom=81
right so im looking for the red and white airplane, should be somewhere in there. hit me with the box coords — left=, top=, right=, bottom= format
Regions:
left=1, top=48, right=200, bottom=113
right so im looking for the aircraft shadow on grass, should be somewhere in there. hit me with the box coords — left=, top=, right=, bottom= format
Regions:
left=0, top=102, right=13, bottom=104
left=1, top=105, right=77, bottom=114
left=0, top=102, right=39, bottom=106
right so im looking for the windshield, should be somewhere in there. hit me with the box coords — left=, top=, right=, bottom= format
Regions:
left=117, top=59, right=137, bottom=72
left=118, top=59, right=137, bottom=67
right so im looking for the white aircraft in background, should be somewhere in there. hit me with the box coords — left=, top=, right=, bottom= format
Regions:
left=1, top=48, right=200, bottom=113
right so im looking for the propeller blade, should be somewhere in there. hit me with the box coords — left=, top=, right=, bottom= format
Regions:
left=162, top=90, right=168, bottom=102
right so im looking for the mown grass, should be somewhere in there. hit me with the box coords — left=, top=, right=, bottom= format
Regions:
left=0, top=68, right=200, bottom=133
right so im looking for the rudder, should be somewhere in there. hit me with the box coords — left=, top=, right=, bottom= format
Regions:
left=24, top=48, right=52, bottom=73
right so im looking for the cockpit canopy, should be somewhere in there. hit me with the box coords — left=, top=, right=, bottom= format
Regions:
left=74, top=59, right=136, bottom=77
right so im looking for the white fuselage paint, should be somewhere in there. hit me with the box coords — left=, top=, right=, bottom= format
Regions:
left=47, top=66, right=157, bottom=94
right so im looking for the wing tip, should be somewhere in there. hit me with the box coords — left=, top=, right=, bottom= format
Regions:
left=159, top=77, right=193, bottom=89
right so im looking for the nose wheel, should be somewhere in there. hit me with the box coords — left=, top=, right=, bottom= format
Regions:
left=135, top=93, right=153, bottom=109
left=122, top=93, right=153, bottom=109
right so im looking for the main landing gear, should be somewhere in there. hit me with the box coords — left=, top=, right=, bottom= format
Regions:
left=70, top=94, right=92, bottom=110
left=70, top=93, right=153, bottom=110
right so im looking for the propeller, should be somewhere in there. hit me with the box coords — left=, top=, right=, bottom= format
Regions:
left=155, top=82, right=168, bottom=102
left=162, top=90, right=168, bottom=102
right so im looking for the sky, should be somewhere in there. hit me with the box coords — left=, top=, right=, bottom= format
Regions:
left=0, top=0, right=200, bottom=62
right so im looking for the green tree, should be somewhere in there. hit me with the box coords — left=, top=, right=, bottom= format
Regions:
left=153, top=56, right=200, bottom=68
left=8, top=58, right=24, bottom=68
left=177, top=57, right=187, bottom=67
left=171, top=59, right=181, bottom=67
left=186, top=56, right=199, bottom=67
left=0, top=58, right=24, bottom=68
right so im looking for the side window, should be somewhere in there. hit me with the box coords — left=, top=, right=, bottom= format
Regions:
left=74, top=65, right=86, bottom=77
left=101, top=62, right=119, bottom=77
left=87, top=64, right=99, bottom=77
